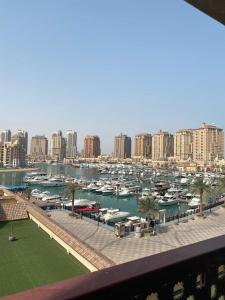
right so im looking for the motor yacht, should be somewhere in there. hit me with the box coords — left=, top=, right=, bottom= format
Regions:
left=117, top=188, right=132, bottom=197
left=102, top=209, right=130, bottom=224
left=188, top=197, right=200, bottom=208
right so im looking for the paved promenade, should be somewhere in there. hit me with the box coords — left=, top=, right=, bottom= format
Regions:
left=50, top=207, right=225, bottom=265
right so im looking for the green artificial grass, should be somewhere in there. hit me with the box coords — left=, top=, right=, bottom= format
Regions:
left=0, top=219, right=89, bottom=297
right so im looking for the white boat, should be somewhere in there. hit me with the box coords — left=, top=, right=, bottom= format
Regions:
left=40, top=178, right=66, bottom=187
left=95, top=185, right=110, bottom=194
left=95, top=208, right=109, bottom=221
left=42, top=195, right=61, bottom=201
left=62, top=199, right=96, bottom=209
left=158, top=195, right=178, bottom=206
left=25, top=176, right=48, bottom=184
left=86, top=183, right=98, bottom=192
left=180, top=178, right=189, bottom=185
left=102, top=186, right=114, bottom=195
left=188, top=197, right=200, bottom=208
left=102, top=189, right=114, bottom=195
left=117, top=188, right=131, bottom=197
left=26, top=171, right=47, bottom=177
left=103, top=209, right=130, bottom=223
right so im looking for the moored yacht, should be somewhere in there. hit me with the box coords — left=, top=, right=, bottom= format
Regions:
left=102, top=209, right=130, bottom=224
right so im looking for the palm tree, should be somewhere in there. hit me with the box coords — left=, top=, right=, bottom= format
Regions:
left=24, top=189, right=32, bottom=201
left=214, top=177, right=225, bottom=201
left=138, top=196, right=159, bottom=222
left=190, top=177, right=211, bottom=215
left=65, top=182, right=80, bottom=215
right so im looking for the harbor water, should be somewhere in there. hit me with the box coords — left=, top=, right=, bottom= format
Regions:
left=0, top=163, right=189, bottom=218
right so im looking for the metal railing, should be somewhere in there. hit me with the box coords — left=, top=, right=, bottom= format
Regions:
left=3, top=232, right=225, bottom=300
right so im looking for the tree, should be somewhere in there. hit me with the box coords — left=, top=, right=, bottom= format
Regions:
left=190, top=177, right=211, bottom=215
left=24, top=189, right=32, bottom=201
left=138, top=196, right=159, bottom=221
left=65, top=182, right=80, bottom=215
left=215, top=177, right=225, bottom=199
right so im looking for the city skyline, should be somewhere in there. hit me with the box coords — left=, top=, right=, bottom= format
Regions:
left=0, top=1, right=224, bottom=153
left=1, top=122, right=224, bottom=157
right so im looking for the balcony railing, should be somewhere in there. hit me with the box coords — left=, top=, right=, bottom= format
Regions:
left=3, top=232, right=225, bottom=300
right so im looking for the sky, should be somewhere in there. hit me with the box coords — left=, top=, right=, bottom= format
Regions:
left=0, top=0, right=224, bottom=154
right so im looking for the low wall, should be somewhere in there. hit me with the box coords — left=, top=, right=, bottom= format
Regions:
left=27, top=205, right=113, bottom=272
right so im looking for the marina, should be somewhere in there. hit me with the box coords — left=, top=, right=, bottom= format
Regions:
left=1, top=163, right=224, bottom=225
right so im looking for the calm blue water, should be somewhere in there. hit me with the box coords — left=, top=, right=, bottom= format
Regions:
left=0, top=164, right=189, bottom=217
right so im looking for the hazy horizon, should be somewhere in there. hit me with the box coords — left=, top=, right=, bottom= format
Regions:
left=0, top=1, right=224, bottom=154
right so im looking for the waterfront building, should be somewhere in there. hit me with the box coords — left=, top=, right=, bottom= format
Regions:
left=0, top=130, right=11, bottom=143
left=114, top=133, right=131, bottom=159
left=66, top=130, right=77, bottom=158
left=0, top=140, right=26, bottom=167
left=12, top=130, right=28, bottom=155
left=174, top=129, right=193, bottom=161
left=134, top=133, right=152, bottom=158
left=51, top=131, right=66, bottom=161
left=152, top=130, right=174, bottom=161
left=193, top=123, right=224, bottom=162
left=84, top=135, right=101, bottom=158
left=30, top=135, right=48, bottom=161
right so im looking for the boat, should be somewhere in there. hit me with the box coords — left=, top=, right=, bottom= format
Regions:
left=40, top=177, right=66, bottom=187
left=188, top=197, right=200, bottom=208
left=102, top=209, right=130, bottom=223
left=158, top=198, right=178, bottom=206
left=92, top=208, right=109, bottom=221
left=85, top=183, right=98, bottom=192
left=117, top=188, right=132, bottom=197
left=102, top=189, right=114, bottom=195
left=77, top=202, right=101, bottom=212
left=42, top=194, right=61, bottom=201
left=62, top=199, right=97, bottom=209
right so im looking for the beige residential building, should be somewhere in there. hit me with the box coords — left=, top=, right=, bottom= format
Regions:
left=152, top=130, right=174, bottom=161
left=114, top=133, right=131, bottom=159
left=66, top=130, right=77, bottom=158
left=193, top=123, right=224, bottom=162
left=12, top=130, right=28, bottom=155
left=134, top=133, right=152, bottom=158
left=84, top=135, right=101, bottom=158
left=51, top=131, right=66, bottom=161
left=174, top=129, right=193, bottom=161
left=0, top=141, right=26, bottom=167
left=0, top=130, right=11, bottom=143
left=30, top=136, right=48, bottom=161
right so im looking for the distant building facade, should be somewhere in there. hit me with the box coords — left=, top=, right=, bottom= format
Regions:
left=174, top=129, right=193, bottom=161
left=30, top=135, right=48, bottom=161
left=152, top=130, right=174, bottom=160
left=0, top=141, right=26, bottom=167
left=12, top=130, right=28, bottom=155
left=51, top=131, right=66, bottom=161
left=134, top=133, right=152, bottom=158
left=84, top=135, right=101, bottom=158
left=0, top=130, right=11, bottom=143
left=114, top=133, right=131, bottom=159
left=193, top=123, right=224, bottom=162
left=66, top=130, right=77, bottom=158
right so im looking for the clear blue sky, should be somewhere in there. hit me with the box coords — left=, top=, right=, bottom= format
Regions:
left=0, top=0, right=224, bottom=154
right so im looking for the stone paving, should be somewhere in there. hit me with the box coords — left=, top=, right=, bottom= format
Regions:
left=50, top=207, right=225, bottom=265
